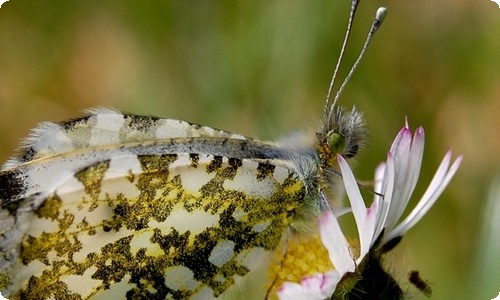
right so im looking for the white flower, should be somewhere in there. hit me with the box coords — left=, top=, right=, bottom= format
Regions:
left=278, top=122, right=462, bottom=299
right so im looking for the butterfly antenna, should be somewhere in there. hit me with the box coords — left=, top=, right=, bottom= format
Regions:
left=323, top=0, right=360, bottom=117
left=327, top=6, right=388, bottom=120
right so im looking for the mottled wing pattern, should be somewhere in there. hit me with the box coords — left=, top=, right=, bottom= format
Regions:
left=0, top=110, right=314, bottom=299
left=0, top=108, right=250, bottom=206
left=3, top=154, right=304, bottom=299
left=2, top=108, right=247, bottom=170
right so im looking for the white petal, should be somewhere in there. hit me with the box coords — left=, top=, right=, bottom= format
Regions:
left=278, top=282, right=309, bottom=300
left=389, top=125, right=411, bottom=156
left=357, top=199, right=379, bottom=264
left=385, top=128, right=417, bottom=230
left=337, top=156, right=372, bottom=257
left=373, top=163, right=387, bottom=240
left=407, top=127, right=425, bottom=188
left=398, top=127, right=425, bottom=211
left=374, top=163, right=386, bottom=196
left=374, top=153, right=395, bottom=240
left=319, top=211, right=355, bottom=275
left=278, top=282, right=319, bottom=300
left=391, top=128, right=412, bottom=186
left=385, top=152, right=462, bottom=241
left=302, top=272, right=339, bottom=297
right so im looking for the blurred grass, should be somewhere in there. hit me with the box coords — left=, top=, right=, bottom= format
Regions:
left=0, top=0, right=499, bottom=299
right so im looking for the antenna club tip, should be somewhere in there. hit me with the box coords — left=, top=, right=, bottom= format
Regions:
left=376, top=7, right=388, bottom=22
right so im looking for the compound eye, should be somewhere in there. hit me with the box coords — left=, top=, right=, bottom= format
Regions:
left=327, top=131, right=359, bottom=158
left=327, top=132, right=346, bottom=155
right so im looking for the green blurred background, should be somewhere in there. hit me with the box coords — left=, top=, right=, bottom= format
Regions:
left=0, top=0, right=498, bottom=299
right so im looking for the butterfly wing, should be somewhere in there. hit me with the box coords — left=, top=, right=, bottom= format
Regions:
left=0, top=109, right=256, bottom=206
left=2, top=153, right=305, bottom=299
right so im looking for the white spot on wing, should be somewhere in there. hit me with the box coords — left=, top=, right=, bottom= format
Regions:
left=252, top=221, right=270, bottom=233
left=24, top=218, right=58, bottom=238
left=169, top=154, right=216, bottom=195
left=229, top=133, right=246, bottom=139
left=45, top=250, right=58, bottom=265
left=30, top=122, right=74, bottom=154
left=171, top=167, right=215, bottom=196
left=155, top=119, right=193, bottom=139
left=106, top=155, right=142, bottom=178
left=72, top=228, right=133, bottom=263
left=90, top=274, right=132, bottom=300
left=163, top=265, right=200, bottom=291
left=60, top=267, right=101, bottom=298
left=150, top=208, right=219, bottom=236
left=223, top=160, right=278, bottom=198
left=208, top=240, right=235, bottom=268
left=56, top=175, right=85, bottom=196
left=154, top=119, right=248, bottom=140
left=232, top=207, right=247, bottom=222
left=272, top=164, right=290, bottom=184
left=89, top=114, right=125, bottom=145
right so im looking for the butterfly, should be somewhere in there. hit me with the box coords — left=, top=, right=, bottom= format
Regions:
left=0, top=1, right=385, bottom=299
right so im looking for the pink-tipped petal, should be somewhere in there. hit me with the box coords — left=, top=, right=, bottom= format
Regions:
left=385, top=126, right=419, bottom=231
left=277, top=272, right=339, bottom=300
left=405, top=127, right=425, bottom=196
left=389, top=133, right=412, bottom=204
left=278, top=282, right=310, bottom=300
left=386, top=152, right=462, bottom=241
left=302, top=272, right=338, bottom=296
left=390, top=126, right=413, bottom=158
left=389, top=126, right=425, bottom=229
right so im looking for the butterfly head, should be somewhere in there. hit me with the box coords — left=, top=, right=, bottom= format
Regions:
left=319, top=105, right=366, bottom=163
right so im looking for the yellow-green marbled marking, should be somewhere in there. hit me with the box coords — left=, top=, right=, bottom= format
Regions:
left=4, top=153, right=306, bottom=299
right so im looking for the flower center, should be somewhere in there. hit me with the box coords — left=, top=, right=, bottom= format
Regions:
left=266, top=233, right=333, bottom=298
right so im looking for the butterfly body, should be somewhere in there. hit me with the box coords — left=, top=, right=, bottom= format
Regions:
left=0, top=107, right=365, bottom=299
